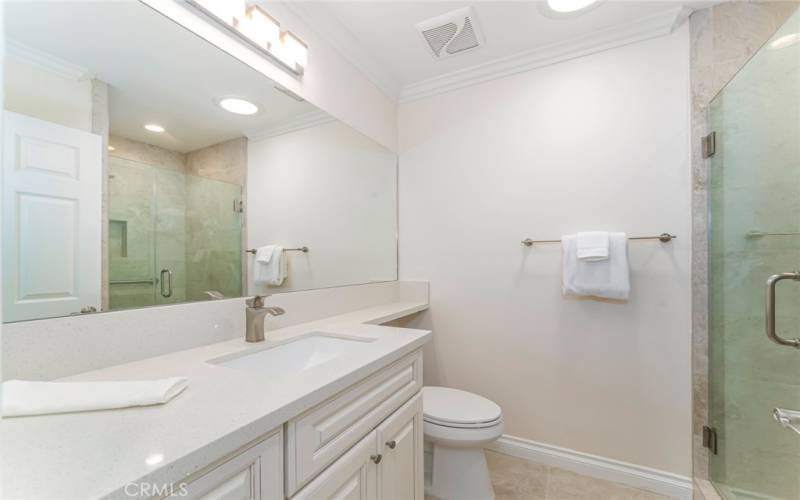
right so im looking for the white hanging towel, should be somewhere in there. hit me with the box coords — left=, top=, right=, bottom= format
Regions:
left=254, top=245, right=287, bottom=286
left=562, top=232, right=630, bottom=300
left=576, top=231, right=610, bottom=261
left=1, top=377, right=188, bottom=417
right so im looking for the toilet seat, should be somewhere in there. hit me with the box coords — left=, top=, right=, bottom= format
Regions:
left=422, top=386, right=502, bottom=429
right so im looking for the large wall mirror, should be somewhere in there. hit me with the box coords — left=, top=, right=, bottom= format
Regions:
left=2, top=1, right=397, bottom=323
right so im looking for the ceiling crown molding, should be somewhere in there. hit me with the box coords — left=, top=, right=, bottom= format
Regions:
left=6, top=39, right=93, bottom=81
left=280, top=1, right=402, bottom=101
left=246, top=110, right=335, bottom=141
left=399, top=6, right=692, bottom=103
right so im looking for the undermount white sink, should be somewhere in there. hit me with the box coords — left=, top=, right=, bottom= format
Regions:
left=211, top=334, right=371, bottom=378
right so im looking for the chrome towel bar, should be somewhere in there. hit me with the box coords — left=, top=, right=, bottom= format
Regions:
left=246, top=246, right=309, bottom=254
left=522, top=233, right=676, bottom=246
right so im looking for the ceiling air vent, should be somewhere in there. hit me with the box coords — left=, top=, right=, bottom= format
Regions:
left=416, top=7, right=484, bottom=60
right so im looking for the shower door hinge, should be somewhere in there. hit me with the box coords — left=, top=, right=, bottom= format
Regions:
left=702, top=131, right=716, bottom=159
left=702, top=425, right=718, bottom=455
left=233, top=199, right=244, bottom=213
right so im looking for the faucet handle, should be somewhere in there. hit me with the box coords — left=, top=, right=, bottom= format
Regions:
left=246, top=294, right=270, bottom=308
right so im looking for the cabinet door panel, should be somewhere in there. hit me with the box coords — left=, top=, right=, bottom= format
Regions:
left=179, top=429, right=282, bottom=500
left=196, top=468, right=251, bottom=500
left=376, top=393, right=423, bottom=500
left=292, top=430, right=378, bottom=500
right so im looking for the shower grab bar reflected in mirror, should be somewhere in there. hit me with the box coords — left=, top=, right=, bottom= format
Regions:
left=521, top=233, right=676, bottom=246
left=246, top=247, right=309, bottom=254
left=765, top=272, right=800, bottom=349
left=746, top=230, right=800, bottom=239
left=110, top=279, right=155, bottom=285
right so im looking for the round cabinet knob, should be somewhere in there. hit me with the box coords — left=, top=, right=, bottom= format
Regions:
left=370, top=454, right=382, bottom=464
left=385, top=440, right=397, bottom=449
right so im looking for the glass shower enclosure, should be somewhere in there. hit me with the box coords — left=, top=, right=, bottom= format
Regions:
left=108, top=156, right=243, bottom=311
left=707, top=8, right=800, bottom=499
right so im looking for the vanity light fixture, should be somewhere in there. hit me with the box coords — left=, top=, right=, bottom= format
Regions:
left=279, top=31, right=308, bottom=69
left=539, top=0, right=603, bottom=18
left=237, top=5, right=281, bottom=50
left=144, top=124, right=165, bottom=133
left=190, top=0, right=244, bottom=25
left=186, top=0, right=308, bottom=76
left=770, top=33, right=800, bottom=50
left=217, top=97, right=260, bottom=115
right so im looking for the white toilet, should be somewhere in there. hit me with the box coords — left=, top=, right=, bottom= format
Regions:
left=423, top=386, right=504, bottom=500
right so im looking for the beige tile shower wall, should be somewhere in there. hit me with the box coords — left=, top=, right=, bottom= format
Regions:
left=109, top=134, right=188, bottom=172
left=186, top=136, right=247, bottom=186
left=689, top=1, right=800, bottom=484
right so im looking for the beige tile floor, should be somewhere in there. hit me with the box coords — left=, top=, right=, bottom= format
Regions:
left=427, top=450, right=675, bottom=500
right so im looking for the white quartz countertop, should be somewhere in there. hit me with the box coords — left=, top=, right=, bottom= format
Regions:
left=0, top=300, right=430, bottom=499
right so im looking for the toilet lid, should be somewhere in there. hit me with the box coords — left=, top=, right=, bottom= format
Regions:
left=422, top=387, right=502, bottom=427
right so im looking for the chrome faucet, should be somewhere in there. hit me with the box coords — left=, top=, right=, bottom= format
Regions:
left=245, top=295, right=285, bottom=342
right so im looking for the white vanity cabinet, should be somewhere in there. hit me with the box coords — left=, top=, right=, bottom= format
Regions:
left=292, top=394, right=423, bottom=500
left=287, top=350, right=424, bottom=500
left=163, top=350, right=424, bottom=500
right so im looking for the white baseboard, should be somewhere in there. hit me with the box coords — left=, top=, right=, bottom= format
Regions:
left=486, top=435, right=693, bottom=500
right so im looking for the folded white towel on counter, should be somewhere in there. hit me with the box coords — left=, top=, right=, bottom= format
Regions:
left=254, top=245, right=287, bottom=286
left=1, top=377, right=188, bottom=417
left=576, top=231, right=610, bottom=261
left=562, top=232, right=630, bottom=300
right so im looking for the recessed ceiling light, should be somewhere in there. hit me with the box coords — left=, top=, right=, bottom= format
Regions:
left=217, top=97, right=260, bottom=115
left=540, top=0, right=603, bottom=18
left=107, top=145, right=116, bottom=151
left=770, top=33, right=800, bottom=50
left=144, top=124, right=165, bottom=133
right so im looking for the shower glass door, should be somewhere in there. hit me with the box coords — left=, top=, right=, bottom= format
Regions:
left=108, top=157, right=158, bottom=309
left=108, top=156, right=243, bottom=311
left=708, top=9, right=800, bottom=499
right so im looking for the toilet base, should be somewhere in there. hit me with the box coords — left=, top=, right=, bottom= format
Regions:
left=426, top=443, right=494, bottom=500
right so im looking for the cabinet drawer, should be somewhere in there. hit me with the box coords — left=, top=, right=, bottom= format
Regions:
left=286, top=350, right=422, bottom=495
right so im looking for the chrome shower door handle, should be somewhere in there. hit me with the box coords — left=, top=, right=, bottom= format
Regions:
left=160, top=268, right=173, bottom=298
left=765, top=272, right=800, bottom=348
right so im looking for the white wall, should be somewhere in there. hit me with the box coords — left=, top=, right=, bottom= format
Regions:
left=3, top=58, right=91, bottom=131
left=141, top=0, right=397, bottom=152
left=398, top=26, right=692, bottom=476
left=247, top=120, right=397, bottom=294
